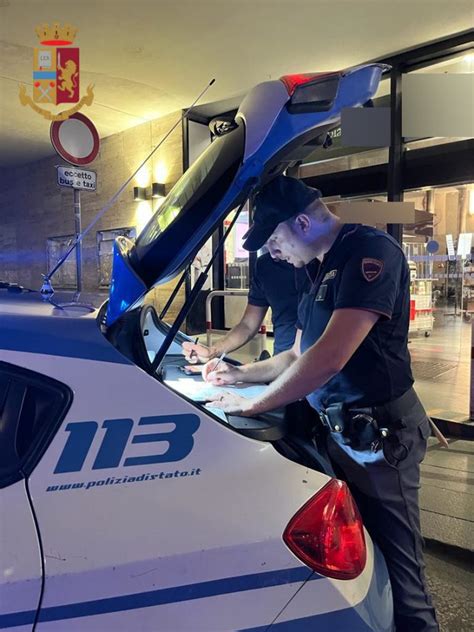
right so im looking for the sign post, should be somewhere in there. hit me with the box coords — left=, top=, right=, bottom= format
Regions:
left=50, top=113, right=100, bottom=293
left=56, top=165, right=97, bottom=292
left=73, top=189, right=83, bottom=292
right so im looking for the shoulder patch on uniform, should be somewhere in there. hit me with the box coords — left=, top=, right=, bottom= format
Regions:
left=361, top=258, right=384, bottom=282
left=322, top=269, right=337, bottom=282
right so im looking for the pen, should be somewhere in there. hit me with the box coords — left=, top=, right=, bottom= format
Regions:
left=213, top=352, right=226, bottom=372
left=190, top=337, right=199, bottom=361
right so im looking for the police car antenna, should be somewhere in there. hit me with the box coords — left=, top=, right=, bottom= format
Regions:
left=40, top=78, right=217, bottom=296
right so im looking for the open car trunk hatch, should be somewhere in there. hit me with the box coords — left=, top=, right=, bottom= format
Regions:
left=105, top=64, right=388, bottom=327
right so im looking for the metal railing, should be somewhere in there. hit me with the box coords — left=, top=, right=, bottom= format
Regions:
left=205, top=290, right=267, bottom=356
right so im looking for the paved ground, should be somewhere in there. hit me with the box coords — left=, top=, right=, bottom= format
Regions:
left=410, top=312, right=472, bottom=422
left=421, top=438, right=473, bottom=631
left=425, top=541, right=473, bottom=632
left=420, top=437, right=474, bottom=551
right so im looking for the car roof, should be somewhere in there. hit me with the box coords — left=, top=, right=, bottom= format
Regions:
left=0, top=288, right=131, bottom=365
left=0, top=288, right=99, bottom=319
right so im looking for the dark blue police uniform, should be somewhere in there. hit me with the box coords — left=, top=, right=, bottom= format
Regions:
left=248, top=253, right=315, bottom=355
left=300, top=224, right=438, bottom=632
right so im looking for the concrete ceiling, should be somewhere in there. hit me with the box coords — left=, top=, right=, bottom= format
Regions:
left=0, top=0, right=472, bottom=167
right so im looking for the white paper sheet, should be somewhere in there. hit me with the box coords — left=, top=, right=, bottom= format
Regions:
left=165, top=378, right=268, bottom=403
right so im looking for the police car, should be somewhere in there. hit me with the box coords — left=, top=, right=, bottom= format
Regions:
left=0, top=65, right=394, bottom=631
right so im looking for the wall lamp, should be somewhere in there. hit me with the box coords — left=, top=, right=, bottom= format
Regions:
left=152, top=182, right=166, bottom=198
left=133, top=186, right=147, bottom=202
left=133, top=182, right=166, bottom=202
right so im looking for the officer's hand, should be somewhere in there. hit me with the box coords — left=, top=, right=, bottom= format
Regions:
left=182, top=341, right=217, bottom=364
left=202, top=359, right=241, bottom=385
left=206, top=392, right=252, bottom=415
left=183, top=365, right=204, bottom=374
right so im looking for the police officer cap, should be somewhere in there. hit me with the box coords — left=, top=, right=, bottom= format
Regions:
left=243, top=175, right=322, bottom=251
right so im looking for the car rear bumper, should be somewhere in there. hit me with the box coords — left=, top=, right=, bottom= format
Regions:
left=243, top=544, right=393, bottom=632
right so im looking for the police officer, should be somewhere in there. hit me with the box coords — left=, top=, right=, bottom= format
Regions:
left=183, top=252, right=316, bottom=362
left=204, top=175, right=438, bottom=631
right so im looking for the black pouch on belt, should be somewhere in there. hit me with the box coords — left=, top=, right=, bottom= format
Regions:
left=324, top=404, right=380, bottom=450
left=321, top=404, right=345, bottom=433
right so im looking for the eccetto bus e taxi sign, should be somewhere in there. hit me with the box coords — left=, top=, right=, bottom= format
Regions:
left=57, top=165, right=96, bottom=190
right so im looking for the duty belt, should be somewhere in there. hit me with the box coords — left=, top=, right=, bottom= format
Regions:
left=318, top=387, right=421, bottom=450
left=348, top=387, right=419, bottom=428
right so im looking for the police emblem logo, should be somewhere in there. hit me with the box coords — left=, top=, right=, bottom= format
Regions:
left=361, top=258, right=384, bottom=282
left=19, top=23, right=94, bottom=121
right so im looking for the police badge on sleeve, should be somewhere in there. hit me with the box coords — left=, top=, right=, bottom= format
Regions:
left=361, top=258, right=384, bottom=282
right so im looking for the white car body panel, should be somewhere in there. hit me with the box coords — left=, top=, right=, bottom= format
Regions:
left=267, top=537, right=393, bottom=632
left=0, top=481, right=42, bottom=632
left=0, top=347, right=378, bottom=631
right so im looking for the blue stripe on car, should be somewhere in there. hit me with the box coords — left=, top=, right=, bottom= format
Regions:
left=0, top=567, right=319, bottom=628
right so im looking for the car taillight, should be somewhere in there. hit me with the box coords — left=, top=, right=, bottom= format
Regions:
left=280, top=72, right=340, bottom=112
left=283, top=479, right=366, bottom=580
left=280, top=72, right=337, bottom=96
